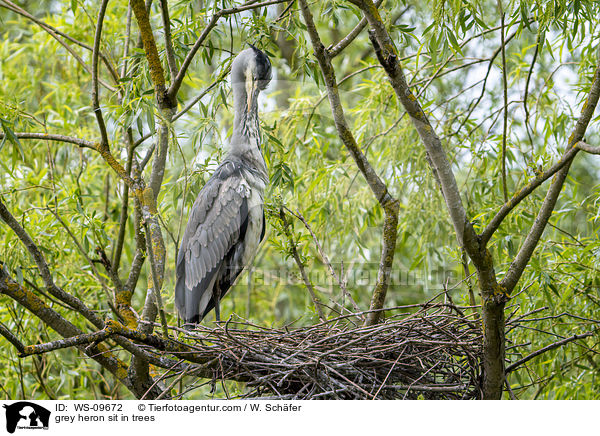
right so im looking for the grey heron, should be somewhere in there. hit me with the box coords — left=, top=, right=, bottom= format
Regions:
left=175, top=46, right=272, bottom=326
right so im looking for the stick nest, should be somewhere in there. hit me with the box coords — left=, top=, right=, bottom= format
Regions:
left=182, top=302, right=483, bottom=399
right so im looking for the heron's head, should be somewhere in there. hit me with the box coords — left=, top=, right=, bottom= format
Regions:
left=232, top=46, right=272, bottom=107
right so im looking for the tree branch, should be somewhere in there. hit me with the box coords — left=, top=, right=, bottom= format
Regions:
left=0, top=266, right=136, bottom=394
left=327, top=0, right=387, bottom=58
left=148, top=109, right=174, bottom=203
left=144, top=218, right=170, bottom=336
left=505, top=332, right=594, bottom=373
left=45, top=207, right=120, bottom=316
left=130, top=0, right=176, bottom=339
left=2, top=248, right=164, bottom=397
left=120, top=3, right=134, bottom=78
left=356, top=3, right=480, bottom=259
left=130, top=0, right=169, bottom=106
left=92, top=144, right=138, bottom=189
left=446, top=28, right=520, bottom=149
left=6, top=127, right=134, bottom=191
left=286, top=207, right=362, bottom=315
left=279, top=208, right=326, bottom=322
left=91, top=0, right=111, bottom=148
left=138, top=111, right=172, bottom=337
left=498, top=2, right=509, bottom=203
left=167, top=14, right=219, bottom=100
left=173, top=74, right=227, bottom=122
left=577, top=141, right=600, bottom=154
left=0, top=199, right=104, bottom=330
left=0, top=132, right=96, bottom=149
left=501, top=62, right=600, bottom=293
left=480, top=145, right=580, bottom=246
left=21, top=319, right=212, bottom=369
left=0, top=80, right=134, bottom=192
left=159, top=0, right=178, bottom=81
left=112, top=135, right=135, bottom=273
left=523, top=30, right=540, bottom=149
left=351, top=0, right=505, bottom=397
left=298, top=0, right=399, bottom=326
left=0, top=321, right=25, bottom=354
left=125, top=169, right=146, bottom=296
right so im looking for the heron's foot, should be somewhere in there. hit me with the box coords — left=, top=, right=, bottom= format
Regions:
left=182, top=322, right=196, bottom=331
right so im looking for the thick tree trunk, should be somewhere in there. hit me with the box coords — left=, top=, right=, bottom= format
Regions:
left=481, top=298, right=506, bottom=399
left=475, top=249, right=507, bottom=399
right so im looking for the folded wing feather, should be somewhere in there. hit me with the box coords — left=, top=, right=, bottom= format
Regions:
left=175, top=161, right=250, bottom=323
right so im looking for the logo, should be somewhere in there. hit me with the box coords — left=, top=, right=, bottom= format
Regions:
left=2, top=402, right=50, bottom=433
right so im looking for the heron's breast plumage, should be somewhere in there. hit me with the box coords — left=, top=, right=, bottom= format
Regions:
left=240, top=178, right=265, bottom=267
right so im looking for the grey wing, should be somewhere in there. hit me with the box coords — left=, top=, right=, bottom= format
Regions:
left=175, top=164, right=250, bottom=323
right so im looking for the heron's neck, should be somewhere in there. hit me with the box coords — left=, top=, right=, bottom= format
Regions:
left=232, top=82, right=260, bottom=146
left=230, top=82, right=267, bottom=175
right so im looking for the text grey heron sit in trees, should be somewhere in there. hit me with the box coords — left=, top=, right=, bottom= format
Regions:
left=175, top=47, right=272, bottom=327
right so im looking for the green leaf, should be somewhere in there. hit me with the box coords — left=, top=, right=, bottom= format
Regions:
left=446, top=28, right=462, bottom=55
left=146, top=109, right=156, bottom=134
left=0, top=118, right=24, bottom=162
left=136, top=115, right=144, bottom=136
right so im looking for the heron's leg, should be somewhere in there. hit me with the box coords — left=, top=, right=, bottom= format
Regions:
left=214, top=300, right=221, bottom=322
left=213, top=288, right=221, bottom=322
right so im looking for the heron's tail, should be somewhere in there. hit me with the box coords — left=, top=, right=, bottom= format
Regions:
left=175, top=266, right=201, bottom=328
left=175, top=257, right=218, bottom=327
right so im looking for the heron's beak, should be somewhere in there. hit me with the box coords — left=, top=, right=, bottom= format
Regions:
left=246, top=74, right=257, bottom=109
